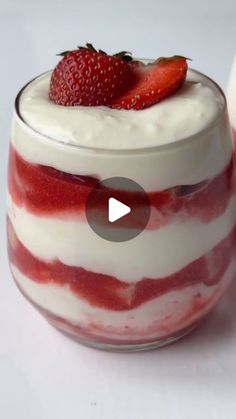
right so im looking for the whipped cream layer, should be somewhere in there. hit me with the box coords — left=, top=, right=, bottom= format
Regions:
left=19, top=70, right=224, bottom=150
left=13, top=104, right=232, bottom=192
left=11, top=262, right=233, bottom=340
left=8, top=195, right=236, bottom=281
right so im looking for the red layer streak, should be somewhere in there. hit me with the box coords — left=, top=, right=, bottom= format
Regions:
left=8, top=218, right=236, bottom=311
left=8, top=146, right=235, bottom=226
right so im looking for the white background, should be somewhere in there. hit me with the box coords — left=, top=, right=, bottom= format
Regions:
left=1, top=1, right=236, bottom=418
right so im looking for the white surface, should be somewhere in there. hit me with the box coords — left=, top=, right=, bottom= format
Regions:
left=108, top=198, right=131, bottom=222
left=20, top=70, right=223, bottom=149
left=1, top=1, right=236, bottom=419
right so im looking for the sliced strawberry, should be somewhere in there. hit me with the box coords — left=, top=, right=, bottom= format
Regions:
left=111, top=56, right=188, bottom=110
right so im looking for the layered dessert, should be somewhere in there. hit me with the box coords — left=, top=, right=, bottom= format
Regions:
left=8, top=45, right=236, bottom=349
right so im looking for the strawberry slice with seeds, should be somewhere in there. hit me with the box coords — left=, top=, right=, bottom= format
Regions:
left=111, top=56, right=188, bottom=110
left=49, top=44, right=135, bottom=106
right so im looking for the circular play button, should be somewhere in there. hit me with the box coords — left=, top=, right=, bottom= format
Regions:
left=86, top=177, right=150, bottom=242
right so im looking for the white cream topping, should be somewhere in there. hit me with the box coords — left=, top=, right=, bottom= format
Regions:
left=12, top=69, right=232, bottom=192
left=11, top=262, right=233, bottom=341
left=12, top=113, right=232, bottom=192
left=8, top=195, right=236, bottom=282
left=20, top=71, right=224, bottom=150
left=227, top=55, right=236, bottom=128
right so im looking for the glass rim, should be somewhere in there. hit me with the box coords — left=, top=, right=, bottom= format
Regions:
left=14, top=66, right=227, bottom=156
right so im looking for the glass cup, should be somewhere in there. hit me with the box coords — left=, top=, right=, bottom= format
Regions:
left=7, top=69, right=236, bottom=351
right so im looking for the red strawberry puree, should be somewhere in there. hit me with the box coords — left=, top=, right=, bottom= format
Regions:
left=8, top=146, right=235, bottom=227
left=7, top=144, right=236, bottom=344
left=7, top=55, right=236, bottom=349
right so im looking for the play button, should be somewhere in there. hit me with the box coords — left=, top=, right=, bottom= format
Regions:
left=86, top=177, right=150, bottom=242
left=108, top=198, right=131, bottom=222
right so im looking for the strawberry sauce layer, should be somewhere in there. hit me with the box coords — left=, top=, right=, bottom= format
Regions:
left=8, top=218, right=236, bottom=311
left=8, top=145, right=235, bottom=227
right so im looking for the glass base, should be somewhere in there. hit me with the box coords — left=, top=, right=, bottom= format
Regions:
left=50, top=322, right=198, bottom=352
left=14, top=277, right=199, bottom=352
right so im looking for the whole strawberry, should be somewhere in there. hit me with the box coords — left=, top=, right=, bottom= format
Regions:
left=49, top=44, right=135, bottom=106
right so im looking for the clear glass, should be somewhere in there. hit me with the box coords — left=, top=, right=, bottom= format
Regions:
left=7, top=68, right=236, bottom=352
